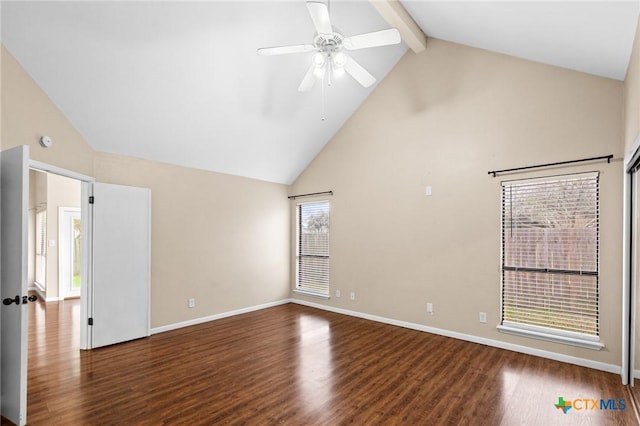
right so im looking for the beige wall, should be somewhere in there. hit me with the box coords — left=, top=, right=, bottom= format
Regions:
left=626, top=16, right=640, bottom=155
left=1, top=47, right=95, bottom=175
left=291, top=38, right=624, bottom=366
left=94, top=153, right=290, bottom=327
left=2, top=45, right=290, bottom=329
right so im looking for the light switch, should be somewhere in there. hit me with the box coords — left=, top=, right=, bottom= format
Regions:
left=425, top=186, right=432, bottom=196
left=48, top=239, right=56, bottom=247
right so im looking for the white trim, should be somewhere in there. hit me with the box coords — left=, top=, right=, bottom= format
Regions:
left=634, top=369, right=640, bottom=380
left=150, top=299, right=290, bottom=335
left=622, top=132, right=640, bottom=385
left=80, top=182, right=92, bottom=350
left=497, top=324, right=603, bottom=351
left=28, top=285, right=59, bottom=303
left=31, top=285, right=58, bottom=303
left=624, top=168, right=633, bottom=384
left=293, top=289, right=330, bottom=300
left=290, top=298, right=621, bottom=375
left=33, top=281, right=45, bottom=293
left=625, top=132, right=640, bottom=171
left=32, top=285, right=45, bottom=301
left=28, top=160, right=94, bottom=183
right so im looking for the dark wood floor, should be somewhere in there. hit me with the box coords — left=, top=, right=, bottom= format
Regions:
left=24, top=298, right=636, bottom=425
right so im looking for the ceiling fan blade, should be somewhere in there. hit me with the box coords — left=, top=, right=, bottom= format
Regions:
left=257, top=44, right=315, bottom=56
left=298, top=65, right=318, bottom=92
left=344, top=56, right=376, bottom=88
left=307, top=1, right=333, bottom=35
left=343, top=28, right=401, bottom=51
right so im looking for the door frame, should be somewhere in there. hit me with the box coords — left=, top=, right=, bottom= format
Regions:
left=29, top=160, right=94, bottom=350
left=624, top=133, right=640, bottom=386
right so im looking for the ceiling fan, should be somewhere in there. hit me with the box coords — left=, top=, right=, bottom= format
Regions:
left=257, top=1, right=401, bottom=91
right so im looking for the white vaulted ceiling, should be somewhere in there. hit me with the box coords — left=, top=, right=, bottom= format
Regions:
left=401, top=0, right=638, bottom=81
left=2, top=1, right=638, bottom=184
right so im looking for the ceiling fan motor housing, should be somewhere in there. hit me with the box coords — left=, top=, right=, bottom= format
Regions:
left=313, top=32, right=346, bottom=68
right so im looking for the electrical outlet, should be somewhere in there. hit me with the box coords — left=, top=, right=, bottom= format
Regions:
left=426, top=303, right=433, bottom=314
left=479, top=312, right=487, bottom=323
left=350, top=292, right=355, bottom=301
left=188, top=298, right=195, bottom=308
left=336, top=289, right=341, bottom=298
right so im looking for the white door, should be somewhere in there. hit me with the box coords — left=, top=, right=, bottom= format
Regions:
left=91, top=183, right=151, bottom=348
left=0, top=146, right=30, bottom=425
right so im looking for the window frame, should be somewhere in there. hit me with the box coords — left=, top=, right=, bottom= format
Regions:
left=496, top=172, right=604, bottom=350
left=294, top=200, right=330, bottom=299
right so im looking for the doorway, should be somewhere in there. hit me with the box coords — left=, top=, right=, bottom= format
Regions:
left=26, top=159, right=94, bottom=354
left=28, top=170, right=82, bottom=302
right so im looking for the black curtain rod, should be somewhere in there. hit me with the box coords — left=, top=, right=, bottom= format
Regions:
left=287, top=190, right=333, bottom=200
left=488, top=154, right=613, bottom=177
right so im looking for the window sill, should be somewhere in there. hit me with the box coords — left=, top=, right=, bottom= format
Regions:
left=293, top=289, right=330, bottom=300
left=497, top=324, right=604, bottom=351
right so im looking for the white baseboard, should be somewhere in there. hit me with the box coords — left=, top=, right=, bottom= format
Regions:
left=290, top=298, right=621, bottom=375
left=634, top=369, right=640, bottom=379
left=30, top=286, right=60, bottom=303
left=150, top=299, right=291, bottom=335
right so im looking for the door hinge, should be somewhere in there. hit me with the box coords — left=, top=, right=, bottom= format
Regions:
left=89, top=196, right=95, bottom=204
left=88, top=317, right=94, bottom=326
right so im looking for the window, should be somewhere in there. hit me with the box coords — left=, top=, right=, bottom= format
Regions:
left=296, top=201, right=329, bottom=297
left=498, top=173, right=602, bottom=350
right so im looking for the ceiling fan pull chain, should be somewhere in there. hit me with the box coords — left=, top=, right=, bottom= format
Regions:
left=321, top=73, right=326, bottom=122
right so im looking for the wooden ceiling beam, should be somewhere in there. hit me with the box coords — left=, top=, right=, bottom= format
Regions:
left=369, top=0, right=427, bottom=53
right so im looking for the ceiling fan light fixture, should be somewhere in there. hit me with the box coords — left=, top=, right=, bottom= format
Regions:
left=313, top=66, right=326, bottom=80
left=312, top=52, right=326, bottom=67
left=332, top=51, right=347, bottom=68
left=332, top=66, right=346, bottom=78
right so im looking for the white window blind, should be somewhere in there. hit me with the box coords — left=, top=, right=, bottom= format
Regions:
left=501, top=173, right=599, bottom=337
left=296, top=201, right=329, bottom=297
